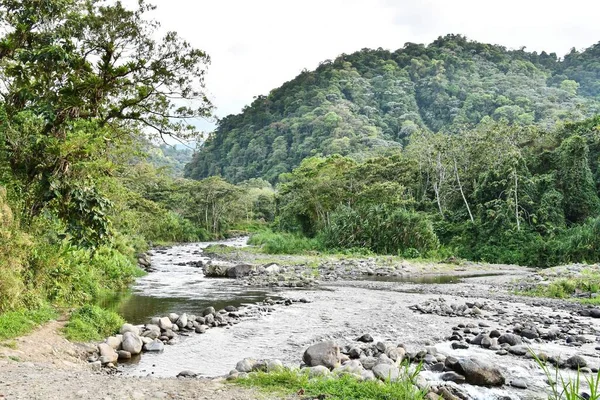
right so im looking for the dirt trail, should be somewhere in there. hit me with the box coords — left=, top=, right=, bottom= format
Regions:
left=0, top=319, right=275, bottom=400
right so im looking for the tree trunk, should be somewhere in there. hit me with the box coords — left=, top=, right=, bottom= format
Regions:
left=454, top=157, right=474, bottom=223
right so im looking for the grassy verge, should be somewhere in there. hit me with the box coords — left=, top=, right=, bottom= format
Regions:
left=0, top=306, right=58, bottom=341
left=248, top=231, right=323, bottom=254
left=235, top=367, right=426, bottom=400
left=63, top=305, right=124, bottom=342
left=519, top=271, right=600, bottom=304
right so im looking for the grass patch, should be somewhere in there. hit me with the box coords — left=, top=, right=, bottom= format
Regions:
left=63, top=305, right=124, bottom=342
left=203, top=244, right=239, bottom=255
left=248, top=231, right=322, bottom=254
left=0, top=306, right=58, bottom=340
left=520, top=271, right=600, bottom=303
left=235, top=367, right=426, bottom=400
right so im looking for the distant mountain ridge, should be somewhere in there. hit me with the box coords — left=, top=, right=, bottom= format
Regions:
left=185, top=34, right=600, bottom=183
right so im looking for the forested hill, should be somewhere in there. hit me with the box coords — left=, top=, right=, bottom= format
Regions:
left=185, top=35, right=600, bottom=183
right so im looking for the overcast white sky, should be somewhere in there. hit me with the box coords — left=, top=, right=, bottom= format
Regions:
left=145, top=0, right=600, bottom=134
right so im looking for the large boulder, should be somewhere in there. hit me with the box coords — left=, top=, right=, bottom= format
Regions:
left=121, top=331, right=143, bottom=355
left=143, top=339, right=165, bottom=352
left=97, top=343, right=118, bottom=364
left=452, top=358, right=505, bottom=386
left=176, top=314, right=188, bottom=329
left=120, top=324, right=139, bottom=336
left=303, top=341, right=341, bottom=370
left=236, top=358, right=257, bottom=373
left=158, top=317, right=172, bottom=330
left=203, top=264, right=231, bottom=277
left=372, top=363, right=400, bottom=382
left=498, top=333, right=522, bottom=346
left=227, top=264, right=256, bottom=278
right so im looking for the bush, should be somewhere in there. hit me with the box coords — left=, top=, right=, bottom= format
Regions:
left=322, top=205, right=439, bottom=255
left=63, top=305, right=124, bottom=342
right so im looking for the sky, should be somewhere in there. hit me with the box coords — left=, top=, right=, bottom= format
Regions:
left=144, top=0, right=600, bottom=136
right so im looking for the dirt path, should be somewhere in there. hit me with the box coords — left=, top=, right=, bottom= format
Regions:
left=0, top=319, right=276, bottom=400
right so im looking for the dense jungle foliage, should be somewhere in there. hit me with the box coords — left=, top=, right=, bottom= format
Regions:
left=258, top=117, right=600, bottom=267
left=184, top=35, right=600, bottom=267
left=186, top=35, right=600, bottom=183
left=0, top=0, right=273, bottom=331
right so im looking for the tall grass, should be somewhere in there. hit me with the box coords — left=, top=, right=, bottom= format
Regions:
left=532, top=351, right=600, bottom=400
left=63, top=305, right=124, bottom=342
left=248, top=231, right=322, bottom=254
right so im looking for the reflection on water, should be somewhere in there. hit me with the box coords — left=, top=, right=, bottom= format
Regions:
left=105, top=237, right=284, bottom=324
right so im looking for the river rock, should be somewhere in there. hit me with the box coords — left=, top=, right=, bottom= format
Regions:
left=143, top=324, right=161, bottom=339
left=119, top=324, right=139, bottom=336
left=195, top=325, right=208, bottom=334
left=202, top=307, right=216, bottom=317
left=566, top=355, right=587, bottom=369
left=453, top=358, right=505, bottom=386
left=168, top=313, right=179, bottom=323
left=372, top=363, right=400, bottom=382
left=590, top=309, right=600, bottom=318
left=357, top=334, right=374, bottom=343
left=236, top=358, right=257, bottom=373
left=266, top=359, right=284, bottom=372
left=508, top=346, right=528, bottom=356
left=511, top=379, right=528, bottom=389
left=97, top=343, right=118, bottom=364
left=122, top=332, right=142, bottom=355
left=117, top=350, right=131, bottom=360
left=176, top=314, right=188, bottom=329
left=227, top=264, right=256, bottom=278
left=177, top=370, right=197, bottom=378
left=303, top=341, right=341, bottom=370
left=307, top=365, right=330, bottom=377
left=204, top=314, right=215, bottom=325
left=441, top=371, right=466, bottom=384
left=361, top=369, right=376, bottom=381
left=105, top=335, right=122, bottom=350
left=158, top=317, right=172, bottom=330
left=360, top=356, right=378, bottom=370
left=143, top=339, right=165, bottom=352
left=498, top=333, right=522, bottom=346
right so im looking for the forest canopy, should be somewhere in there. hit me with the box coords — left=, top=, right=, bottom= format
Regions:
left=185, top=35, right=600, bottom=183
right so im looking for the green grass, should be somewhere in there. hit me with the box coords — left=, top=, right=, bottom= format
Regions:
left=235, top=367, right=426, bottom=400
left=520, top=272, right=600, bottom=303
left=248, top=231, right=322, bottom=254
left=63, top=305, right=124, bottom=342
left=0, top=306, right=58, bottom=340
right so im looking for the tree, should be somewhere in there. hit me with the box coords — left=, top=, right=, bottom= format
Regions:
left=0, top=0, right=212, bottom=244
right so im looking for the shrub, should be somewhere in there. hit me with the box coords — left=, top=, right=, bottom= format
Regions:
left=322, top=205, right=439, bottom=255
left=0, top=306, right=57, bottom=340
left=63, top=305, right=124, bottom=342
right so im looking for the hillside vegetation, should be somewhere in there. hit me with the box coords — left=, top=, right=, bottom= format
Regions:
left=0, top=0, right=272, bottom=338
left=186, top=35, right=600, bottom=183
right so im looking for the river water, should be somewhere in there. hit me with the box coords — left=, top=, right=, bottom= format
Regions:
left=116, top=238, right=592, bottom=400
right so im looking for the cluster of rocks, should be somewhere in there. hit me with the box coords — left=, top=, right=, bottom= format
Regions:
left=228, top=338, right=507, bottom=400
left=444, top=323, right=596, bottom=374
left=90, top=298, right=304, bottom=370
left=410, top=298, right=495, bottom=318
left=136, top=253, right=154, bottom=272
left=203, top=261, right=318, bottom=288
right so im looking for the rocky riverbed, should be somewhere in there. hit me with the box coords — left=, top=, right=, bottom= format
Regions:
left=4, top=238, right=600, bottom=400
